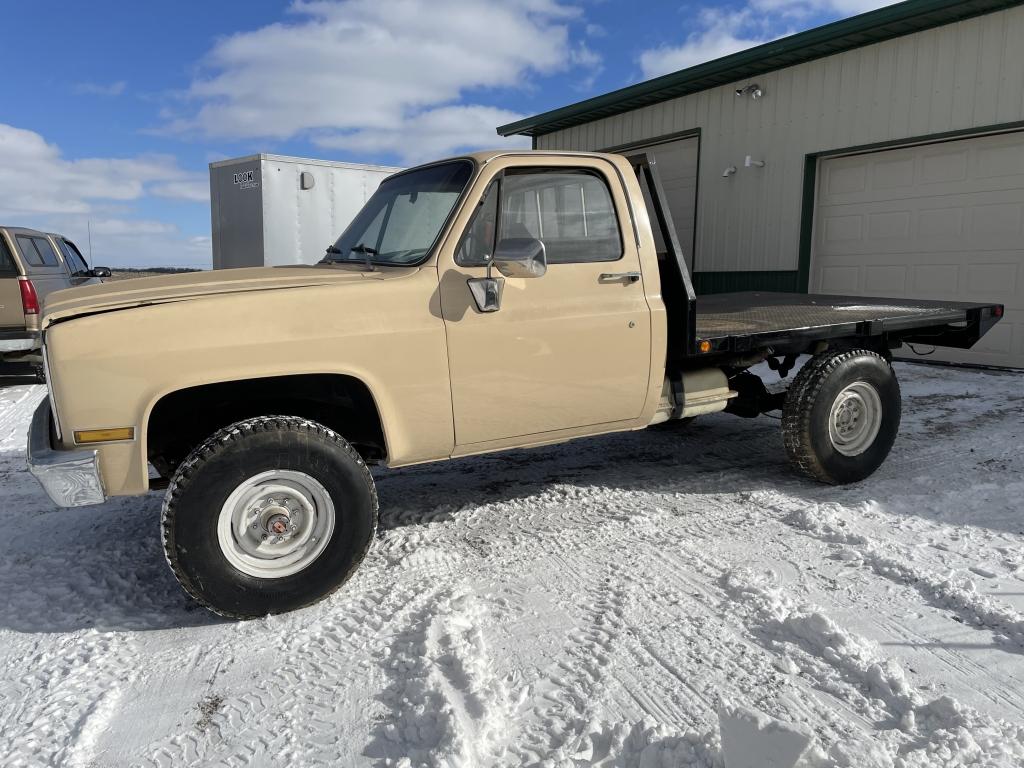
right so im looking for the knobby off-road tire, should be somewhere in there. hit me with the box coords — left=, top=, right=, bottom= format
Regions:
left=161, top=416, right=378, bottom=619
left=782, top=350, right=901, bottom=485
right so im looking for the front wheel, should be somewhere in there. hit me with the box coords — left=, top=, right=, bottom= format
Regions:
left=782, top=350, right=901, bottom=485
left=161, top=416, right=378, bottom=619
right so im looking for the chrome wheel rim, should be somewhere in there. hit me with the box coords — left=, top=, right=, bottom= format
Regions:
left=217, top=470, right=335, bottom=579
left=828, top=381, right=882, bottom=457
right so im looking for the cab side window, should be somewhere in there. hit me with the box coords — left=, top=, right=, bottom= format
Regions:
left=16, top=235, right=61, bottom=267
left=455, top=181, right=499, bottom=267
left=58, top=239, right=89, bottom=274
left=501, top=170, right=622, bottom=264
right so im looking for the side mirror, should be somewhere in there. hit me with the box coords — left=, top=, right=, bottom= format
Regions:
left=467, top=276, right=504, bottom=313
left=492, top=237, right=547, bottom=279
left=90, top=266, right=112, bottom=278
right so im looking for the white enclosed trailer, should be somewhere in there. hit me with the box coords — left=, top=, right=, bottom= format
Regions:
left=209, top=154, right=401, bottom=269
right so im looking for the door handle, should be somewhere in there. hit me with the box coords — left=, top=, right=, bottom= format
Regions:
left=599, top=271, right=642, bottom=284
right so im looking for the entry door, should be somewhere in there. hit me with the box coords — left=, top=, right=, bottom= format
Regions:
left=439, top=163, right=652, bottom=447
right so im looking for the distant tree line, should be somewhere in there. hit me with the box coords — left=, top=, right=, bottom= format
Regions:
left=112, top=266, right=202, bottom=274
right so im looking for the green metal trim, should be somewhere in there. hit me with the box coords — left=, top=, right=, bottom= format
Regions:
left=692, top=271, right=800, bottom=295
left=498, top=0, right=1024, bottom=138
left=796, top=120, right=1024, bottom=294
left=797, top=157, right=818, bottom=293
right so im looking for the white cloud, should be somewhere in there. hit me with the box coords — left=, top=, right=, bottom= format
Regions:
left=750, top=0, right=897, bottom=17
left=315, top=105, right=529, bottom=164
left=162, top=0, right=598, bottom=158
left=150, top=179, right=211, bottom=203
left=0, top=124, right=207, bottom=214
left=639, top=1, right=899, bottom=79
left=74, top=81, right=127, bottom=97
left=0, top=124, right=210, bottom=268
left=640, top=10, right=776, bottom=79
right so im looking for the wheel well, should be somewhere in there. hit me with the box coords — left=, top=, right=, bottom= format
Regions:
left=147, top=374, right=387, bottom=477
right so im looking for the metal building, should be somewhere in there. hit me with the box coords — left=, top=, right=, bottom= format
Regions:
left=499, top=0, right=1024, bottom=367
left=209, top=154, right=401, bottom=270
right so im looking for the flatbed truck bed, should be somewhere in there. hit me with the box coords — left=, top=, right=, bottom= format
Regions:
left=631, top=155, right=1004, bottom=366
left=692, top=292, right=1002, bottom=357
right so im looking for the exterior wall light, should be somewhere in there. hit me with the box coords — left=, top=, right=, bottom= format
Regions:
left=722, top=166, right=738, bottom=177
left=735, top=84, right=763, bottom=99
left=745, top=155, right=766, bottom=168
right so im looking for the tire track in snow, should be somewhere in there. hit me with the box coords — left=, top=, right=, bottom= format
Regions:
left=134, top=562, right=455, bottom=766
left=510, top=558, right=633, bottom=765
left=758, top=491, right=1024, bottom=653
left=722, top=566, right=1024, bottom=765
left=367, top=588, right=518, bottom=766
left=0, top=630, right=141, bottom=768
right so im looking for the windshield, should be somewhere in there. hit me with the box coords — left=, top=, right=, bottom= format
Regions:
left=326, top=159, right=473, bottom=266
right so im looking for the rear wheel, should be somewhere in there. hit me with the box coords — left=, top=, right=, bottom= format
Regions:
left=161, top=416, right=378, bottom=618
left=782, top=350, right=900, bottom=484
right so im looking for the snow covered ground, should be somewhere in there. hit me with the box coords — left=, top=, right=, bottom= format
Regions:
left=1, top=362, right=1023, bottom=767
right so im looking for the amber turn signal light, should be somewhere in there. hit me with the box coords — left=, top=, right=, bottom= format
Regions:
left=698, top=340, right=712, bottom=353
left=74, top=427, right=136, bottom=444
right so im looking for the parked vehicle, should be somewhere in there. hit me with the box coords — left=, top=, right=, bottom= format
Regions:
left=0, top=227, right=109, bottom=378
left=26, top=151, right=1003, bottom=618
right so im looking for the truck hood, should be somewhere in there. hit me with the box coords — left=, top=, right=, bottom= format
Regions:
left=42, top=265, right=415, bottom=326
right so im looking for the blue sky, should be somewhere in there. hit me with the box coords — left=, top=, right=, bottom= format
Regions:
left=0, top=0, right=896, bottom=268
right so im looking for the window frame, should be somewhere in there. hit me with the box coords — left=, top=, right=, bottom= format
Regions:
left=457, top=166, right=626, bottom=268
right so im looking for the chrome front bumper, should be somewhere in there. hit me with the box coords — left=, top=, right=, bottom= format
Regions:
left=27, top=397, right=106, bottom=507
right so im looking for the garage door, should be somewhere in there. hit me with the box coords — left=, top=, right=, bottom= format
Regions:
left=811, top=131, right=1024, bottom=368
left=626, top=136, right=698, bottom=272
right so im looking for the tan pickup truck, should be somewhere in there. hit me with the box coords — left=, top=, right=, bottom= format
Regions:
left=0, top=227, right=108, bottom=377
left=27, top=151, right=1002, bottom=619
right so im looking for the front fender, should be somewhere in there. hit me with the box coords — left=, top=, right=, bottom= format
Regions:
left=45, top=270, right=454, bottom=496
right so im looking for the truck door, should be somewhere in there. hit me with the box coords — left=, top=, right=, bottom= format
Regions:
left=52, top=237, right=102, bottom=287
left=0, top=235, right=23, bottom=331
left=438, top=160, right=652, bottom=447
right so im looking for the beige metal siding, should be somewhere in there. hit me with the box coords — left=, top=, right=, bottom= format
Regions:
left=812, top=131, right=1024, bottom=368
left=627, top=136, right=699, bottom=270
left=537, top=5, right=1024, bottom=276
